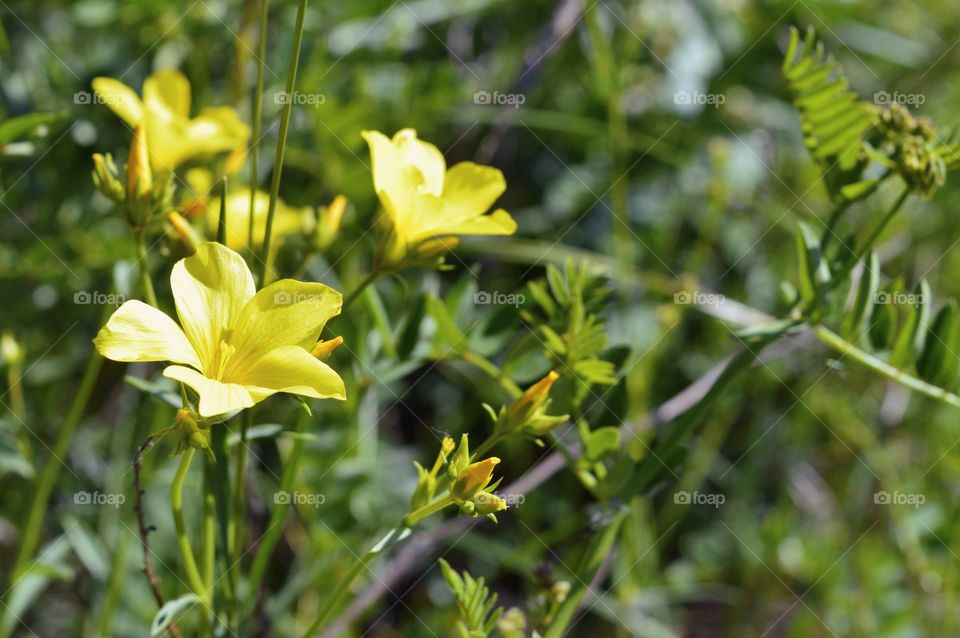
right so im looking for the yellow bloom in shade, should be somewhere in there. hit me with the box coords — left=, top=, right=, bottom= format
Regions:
left=92, top=69, right=249, bottom=171
left=93, top=242, right=346, bottom=418
left=361, top=129, right=517, bottom=259
left=205, top=188, right=310, bottom=252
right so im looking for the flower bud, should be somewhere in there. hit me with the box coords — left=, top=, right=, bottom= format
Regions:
left=126, top=124, right=153, bottom=201
left=314, top=195, right=346, bottom=249
left=416, top=236, right=459, bottom=260
left=1, top=331, right=25, bottom=368
left=508, top=371, right=559, bottom=424
left=92, top=153, right=125, bottom=203
left=446, top=433, right=471, bottom=481
left=473, top=490, right=507, bottom=516
left=310, top=336, right=344, bottom=360
left=168, top=211, right=201, bottom=252
left=451, top=457, right=499, bottom=502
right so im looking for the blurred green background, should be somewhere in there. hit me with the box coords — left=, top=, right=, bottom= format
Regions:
left=4, top=0, right=960, bottom=636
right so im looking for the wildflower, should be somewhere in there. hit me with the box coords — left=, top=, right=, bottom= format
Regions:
left=93, top=242, right=345, bottom=418
left=205, top=187, right=310, bottom=252
left=486, top=371, right=568, bottom=440
left=361, top=129, right=517, bottom=262
left=446, top=434, right=507, bottom=521
left=313, top=194, right=347, bottom=250
left=92, top=69, right=249, bottom=171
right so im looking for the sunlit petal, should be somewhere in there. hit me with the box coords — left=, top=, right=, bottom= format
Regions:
left=164, top=365, right=254, bottom=418
left=240, top=345, right=346, bottom=403
left=171, top=242, right=255, bottom=371
left=91, top=77, right=144, bottom=127
left=93, top=300, right=201, bottom=368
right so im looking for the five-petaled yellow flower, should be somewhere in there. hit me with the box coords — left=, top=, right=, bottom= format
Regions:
left=93, top=242, right=346, bottom=418
left=93, top=69, right=249, bottom=171
left=362, top=129, right=516, bottom=260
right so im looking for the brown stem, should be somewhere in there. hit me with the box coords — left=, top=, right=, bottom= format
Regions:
left=133, top=436, right=182, bottom=638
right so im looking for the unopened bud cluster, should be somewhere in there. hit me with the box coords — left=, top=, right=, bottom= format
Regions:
left=92, top=125, right=174, bottom=228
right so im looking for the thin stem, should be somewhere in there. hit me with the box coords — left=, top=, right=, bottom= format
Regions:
left=836, top=187, right=910, bottom=281
left=171, top=449, right=207, bottom=602
left=341, top=270, right=381, bottom=311
left=460, top=351, right=522, bottom=397
left=242, top=411, right=308, bottom=616
left=403, top=495, right=455, bottom=527
left=302, top=551, right=378, bottom=638
left=813, top=324, right=960, bottom=410
left=231, top=411, right=252, bottom=605
left=135, top=231, right=158, bottom=307
left=259, top=0, right=308, bottom=284
left=249, top=0, right=269, bottom=249
left=133, top=437, right=171, bottom=609
left=201, top=456, right=217, bottom=606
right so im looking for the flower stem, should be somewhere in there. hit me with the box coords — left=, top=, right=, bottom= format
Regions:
left=201, top=455, right=217, bottom=612
left=461, top=350, right=522, bottom=397
left=134, top=230, right=158, bottom=307
left=302, top=550, right=378, bottom=637
left=171, top=449, right=208, bottom=605
left=403, top=494, right=455, bottom=527
left=248, top=0, right=269, bottom=249
left=341, top=270, right=381, bottom=311
left=259, top=0, right=308, bottom=285
left=813, top=324, right=960, bottom=410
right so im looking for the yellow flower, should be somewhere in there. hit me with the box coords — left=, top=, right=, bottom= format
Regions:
left=93, top=242, right=346, bottom=418
left=361, top=129, right=516, bottom=260
left=205, top=188, right=310, bottom=252
left=451, top=457, right=500, bottom=502
left=92, top=69, right=249, bottom=171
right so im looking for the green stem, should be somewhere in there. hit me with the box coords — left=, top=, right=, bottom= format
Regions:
left=461, top=351, right=522, bottom=397
left=248, top=0, right=269, bottom=249
left=201, top=455, right=217, bottom=611
left=259, top=0, right=308, bottom=284
left=403, top=494, right=455, bottom=527
left=135, top=231, right=158, bottom=307
left=171, top=449, right=208, bottom=603
left=341, top=270, right=381, bottom=311
left=813, top=324, right=960, bottom=410
left=302, top=550, right=378, bottom=638
left=242, top=411, right=308, bottom=616
left=837, top=187, right=910, bottom=281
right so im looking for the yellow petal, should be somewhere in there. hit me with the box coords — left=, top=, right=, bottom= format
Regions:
left=391, top=129, right=445, bottom=196
left=143, top=68, right=191, bottom=118
left=225, top=279, right=342, bottom=376
left=441, top=162, right=506, bottom=222
left=239, top=345, right=346, bottom=403
left=91, top=77, right=144, bottom=127
left=208, top=189, right=306, bottom=251
left=433, top=207, right=517, bottom=237
left=171, top=242, right=256, bottom=372
left=163, top=365, right=254, bottom=418
left=362, top=129, right=404, bottom=200
left=94, top=300, right=201, bottom=368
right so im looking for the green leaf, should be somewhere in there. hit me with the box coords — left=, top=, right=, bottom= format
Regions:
left=0, top=113, right=60, bottom=145
left=890, top=280, right=931, bottom=368
left=795, top=222, right=831, bottom=305
left=427, top=294, right=468, bottom=356
left=583, top=426, right=621, bottom=462
left=917, top=300, right=960, bottom=388
left=868, top=300, right=897, bottom=350
left=841, top=252, right=879, bottom=339
left=150, top=593, right=201, bottom=637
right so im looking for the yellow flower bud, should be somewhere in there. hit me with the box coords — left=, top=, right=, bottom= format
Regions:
left=126, top=124, right=153, bottom=201
left=1, top=331, right=25, bottom=368
left=473, top=490, right=507, bottom=515
left=168, top=211, right=201, bottom=252
left=310, top=336, right=344, bottom=360
left=92, top=152, right=125, bottom=203
left=451, top=457, right=499, bottom=502
left=508, top=371, right=559, bottom=422
left=416, top=236, right=459, bottom=260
